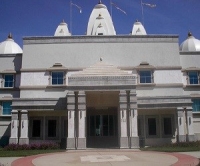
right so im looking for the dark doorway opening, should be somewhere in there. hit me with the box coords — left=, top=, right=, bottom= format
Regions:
left=87, top=108, right=118, bottom=148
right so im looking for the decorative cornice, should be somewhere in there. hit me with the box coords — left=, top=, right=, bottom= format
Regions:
left=184, top=85, right=200, bottom=88
left=0, top=70, right=16, bottom=74
left=137, top=83, right=156, bottom=87
left=47, top=63, right=68, bottom=71
left=23, top=35, right=179, bottom=45
left=0, top=54, right=22, bottom=57
left=137, top=96, right=192, bottom=109
left=180, top=51, right=200, bottom=55
left=19, top=86, right=47, bottom=90
left=20, top=68, right=81, bottom=72
left=155, top=83, right=183, bottom=87
left=0, top=88, right=20, bottom=91
left=190, top=93, right=200, bottom=98
left=182, top=67, right=200, bottom=72
left=20, top=66, right=183, bottom=72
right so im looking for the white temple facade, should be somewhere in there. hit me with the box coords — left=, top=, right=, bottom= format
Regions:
left=0, top=1, right=200, bottom=149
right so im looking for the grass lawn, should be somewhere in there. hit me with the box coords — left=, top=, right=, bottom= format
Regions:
left=141, top=146, right=200, bottom=152
left=140, top=141, right=200, bottom=152
left=0, top=149, right=65, bottom=157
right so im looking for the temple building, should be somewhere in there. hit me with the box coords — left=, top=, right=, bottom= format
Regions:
left=0, top=1, right=200, bottom=149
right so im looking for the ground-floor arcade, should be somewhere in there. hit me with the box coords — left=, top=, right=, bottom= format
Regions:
left=9, top=91, right=195, bottom=149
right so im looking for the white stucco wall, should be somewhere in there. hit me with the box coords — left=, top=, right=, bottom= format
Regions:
left=154, top=70, right=182, bottom=84
left=22, top=37, right=180, bottom=69
left=182, top=73, right=187, bottom=85
left=20, top=90, right=68, bottom=98
left=0, top=56, right=21, bottom=71
left=180, top=54, right=200, bottom=69
left=21, top=72, right=50, bottom=86
left=136, top=87, right=183, bottom=97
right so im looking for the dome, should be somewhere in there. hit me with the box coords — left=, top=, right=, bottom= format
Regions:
left=180, top=32, right=200, bottom=51
left=0, top=33, right=23, bottom=54
left=54, top=20, right=71, bottom=36
left=131, top=20, right=147, bottom=35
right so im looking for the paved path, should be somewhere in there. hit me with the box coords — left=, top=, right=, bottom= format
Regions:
left=7, top=149, right=199, bottom=166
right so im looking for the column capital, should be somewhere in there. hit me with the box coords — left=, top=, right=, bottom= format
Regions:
left=11, top=110, right=18, bottom=114
left=119, top=90, right=127, bottom=95
left=21, top=110, right=28, bottom=114
left=78, top=91, right=86, bottom=96
left=186, top=107, right=193, bottom=112
left=130, top=89, right=136, bottom=95
left=67, top=91, right=76, bottom=110
left=67, top=91, right=75, bottom=95
left=177, top=107, right=185, bottom=111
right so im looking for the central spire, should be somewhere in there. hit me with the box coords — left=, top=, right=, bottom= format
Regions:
left=86, top=1, right=116, bottom=35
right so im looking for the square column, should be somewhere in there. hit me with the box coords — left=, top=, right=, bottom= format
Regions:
left=9, top=110, right=19, bottom=144
left=119, top=90, right=128, bottom=148
left=67, top=91, right=76, bottom=149
left=77, top=91, right=86, bottom=149
left=129, top=90, right=139, bottom=148
left=186, top=107, right=195, bottom=142
left=177, top=107, right=186, bottom=142
left=19, top=110, right=29, bottom=145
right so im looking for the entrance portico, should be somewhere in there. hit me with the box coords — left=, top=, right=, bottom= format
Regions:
left=66, top=61, right=138, bottom=149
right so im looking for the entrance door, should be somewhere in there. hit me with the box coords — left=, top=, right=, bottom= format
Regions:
left=87, top=109, right=118, bottom=148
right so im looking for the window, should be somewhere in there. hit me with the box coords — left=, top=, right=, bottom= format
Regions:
left=32, top=120, right=41, bottom=137
left=163, top=117, right=172, bottom=135
left=139, top=71, right=152, bottom=83
left=188, top=71, right=199, bottom=84
left=148, top=118, right=157, bottom=136
left=4, top=75, right=14, bottom=87
left=48, top=120, right=57, bottom=137
left=88, top=115, right=116, bottom=137
left=2, top=102, right=12, bottom=115
left=52, top=72, right=64, bottom=85
left=192, top=99, right=200, bottom=112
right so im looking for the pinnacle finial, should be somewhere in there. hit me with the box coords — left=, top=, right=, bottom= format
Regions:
left=8, top=32, right=12, bottom=39
left=62, top=19, right=65, bottom=23
left=99, top=0, right=102, bottom=4
left=188, top=31, right=192, bottom=37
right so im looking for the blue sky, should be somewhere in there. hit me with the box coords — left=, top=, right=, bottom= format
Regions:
left=0, top=0, right=200, bottom=47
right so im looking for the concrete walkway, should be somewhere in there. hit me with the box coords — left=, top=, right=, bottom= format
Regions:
left=0, top=150, right=199, bottom=166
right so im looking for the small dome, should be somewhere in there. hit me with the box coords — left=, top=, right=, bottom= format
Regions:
left=180, top=32, right=200, bottom=51
left=54, top=20, right=71, bottom=36
left=131, top=20, right=147, bottom=35
left=0, top=33, right=23, bottom=54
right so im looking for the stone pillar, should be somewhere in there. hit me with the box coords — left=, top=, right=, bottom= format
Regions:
left=77, top=91, right=86, bottom=149
left=9, top=110, right=19, bottom=144
left=177, top=107, right=186, bottom=142
left=67, top=91, right=76, bottom=149
left=119, top=90, right=129, bottom=148
left=186, top=107, right=195, bottom=142
left=129, top=90, right=139, bottom=148
left=19, top=110, right=29, bottom=145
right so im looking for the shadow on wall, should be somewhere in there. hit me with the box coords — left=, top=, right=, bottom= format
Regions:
left=13, top=54, right=22, bottom=71
left=0, top=124, right=11, bottom=147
